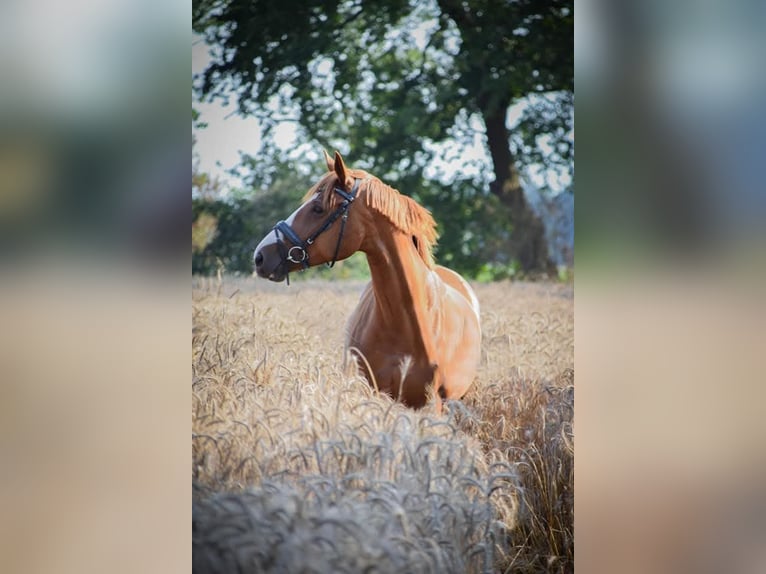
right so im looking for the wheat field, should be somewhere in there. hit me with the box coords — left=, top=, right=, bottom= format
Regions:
left=192, top=276, right=573, bottom=573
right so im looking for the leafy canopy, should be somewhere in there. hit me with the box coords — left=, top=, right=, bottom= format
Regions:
left=193, top=0, right=572, bottom=183
left=192, top=0, right=572, bottom=276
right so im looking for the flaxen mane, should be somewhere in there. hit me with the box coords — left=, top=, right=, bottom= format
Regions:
left=304, top=171, right=438, bottom=267
left=363, top=177, right=438, bottom=267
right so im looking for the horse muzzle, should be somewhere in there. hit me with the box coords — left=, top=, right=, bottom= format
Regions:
left=253, top=245, right=288, bottom=282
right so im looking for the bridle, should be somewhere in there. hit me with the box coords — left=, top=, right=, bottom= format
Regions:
left=273, top=177, right=361, bottom=283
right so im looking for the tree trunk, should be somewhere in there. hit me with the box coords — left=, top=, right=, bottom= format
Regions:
left=481, top=103, right=553, bottom=274
left=437, top=0, right=554, bottom=274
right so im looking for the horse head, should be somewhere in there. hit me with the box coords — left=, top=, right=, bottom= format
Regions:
left=253, top=151, right=369, bottom=282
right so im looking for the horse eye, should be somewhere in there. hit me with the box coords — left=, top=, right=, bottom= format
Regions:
left=311, top=203, right=325, bottom=215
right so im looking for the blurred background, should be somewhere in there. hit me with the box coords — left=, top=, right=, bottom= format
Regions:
left=0, top=0, right=189, bottom=266
left=0, top=1, right=189, bottom=573
left=576, top=0, right=766, bottom=572
left=192, top=0, right=574, bottom=281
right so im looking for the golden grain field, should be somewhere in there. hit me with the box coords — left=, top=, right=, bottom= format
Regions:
left=193, top=276, right=573, bottom=573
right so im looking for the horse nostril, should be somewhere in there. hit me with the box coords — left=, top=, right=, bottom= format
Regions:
left=254, top=251, right=264, bottom=267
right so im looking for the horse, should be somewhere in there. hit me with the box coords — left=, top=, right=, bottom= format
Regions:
left=253, top=151, right=481, bottom=410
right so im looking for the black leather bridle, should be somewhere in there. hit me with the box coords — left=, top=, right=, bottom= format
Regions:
left=273, top=177, right=361, bottom=283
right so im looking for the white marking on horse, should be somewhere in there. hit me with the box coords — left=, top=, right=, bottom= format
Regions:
left=253, top=194, right=318, bottom=258
left=457, top=274, right=481, bottom=321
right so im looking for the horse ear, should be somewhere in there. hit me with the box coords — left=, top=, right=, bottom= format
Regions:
left=323, top=149, right=334, bottom=172
left=333, top=151, right=348, bottom=186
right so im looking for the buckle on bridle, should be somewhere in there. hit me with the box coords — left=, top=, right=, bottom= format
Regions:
left=286, top=245, right=308, bottom=263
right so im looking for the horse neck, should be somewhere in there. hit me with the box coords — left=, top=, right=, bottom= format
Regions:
left=363, top=222, right=438, bottom=362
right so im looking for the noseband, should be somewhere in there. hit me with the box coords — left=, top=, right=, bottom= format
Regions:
left=273, top=178, right=361, bottom=283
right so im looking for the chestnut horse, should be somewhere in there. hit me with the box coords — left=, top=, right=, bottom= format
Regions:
left=253, top=151, right=481, bottom=410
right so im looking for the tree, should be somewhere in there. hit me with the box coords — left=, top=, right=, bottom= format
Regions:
left=192, top=132, right=315, bottom=275
left=193, top=0, right=572, bottom=273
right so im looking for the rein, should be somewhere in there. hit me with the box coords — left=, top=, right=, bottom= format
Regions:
left=273, top=177, right=361, bottom=284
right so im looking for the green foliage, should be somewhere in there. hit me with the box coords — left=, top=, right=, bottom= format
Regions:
left=193, top=197, right=256, bottom=275
left=414, top=178, right=516, bottom=277
left=191, top=189, right=373, bottom=279
left=289, top=251, right=371, bottom=282
left=193, top=0, right=573, bottom=273
left=193, top=0, right=573, bottom=182
left=192, top=139, right=314, bottom=275
left=474, top=261, right=522, bottom=283
left=192, top=147, right=520, bottom=278
left=192, top=178, right=309, bottom=275
left=511, top=91, right=574, bottom=187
